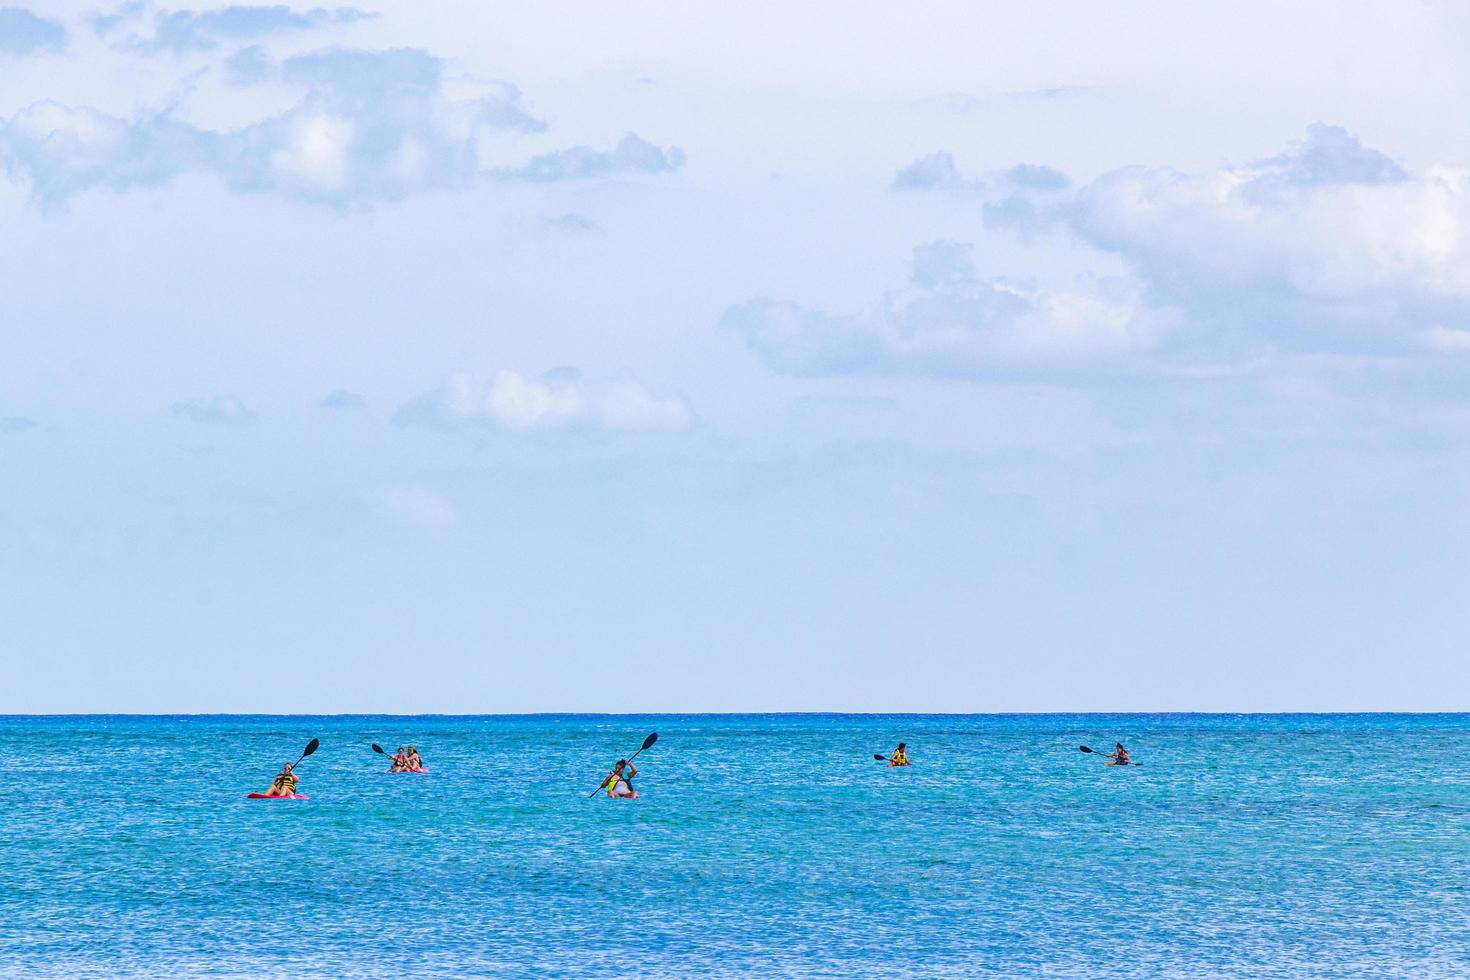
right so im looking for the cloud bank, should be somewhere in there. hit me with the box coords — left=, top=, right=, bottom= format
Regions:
left=811, top=123, right=1470, bottom=378
left=0, top=44, right=688, bottom=206
left=397, top=368, right=693, bottom=433
left=723, top=240, right=1162, bottom=378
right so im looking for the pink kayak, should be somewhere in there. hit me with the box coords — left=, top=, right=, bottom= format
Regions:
left=388, top=768, right=429, bottom=774
left=247, top=793, right=309, bottom=799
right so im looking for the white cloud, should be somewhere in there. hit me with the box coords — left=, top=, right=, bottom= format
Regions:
left=999, top=124, right=1470, bottom=354
left=130, top=5, right=375, bottom=54
left=397, top=368, right=694, bottom=433
left=0, top=47, right=545, bottom=205
left=722, top=240, right=1165, bottom=378
left=893, top=151, right=1068, bottom=195
left=382, top=485, right=458, bottom=527
left=170, top=394, right=257, bottom=425
left=494, top=133, right=684, bottom=183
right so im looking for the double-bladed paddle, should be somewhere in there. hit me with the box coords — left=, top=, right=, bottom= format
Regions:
left=589, top=732, right=657, bottom=798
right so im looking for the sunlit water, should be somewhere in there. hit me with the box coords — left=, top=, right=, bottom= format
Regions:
left=4, top=714, right=1470, bottom=977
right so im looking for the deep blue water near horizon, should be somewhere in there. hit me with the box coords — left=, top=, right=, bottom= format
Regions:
left=6, top=713, right=1470, bottom=978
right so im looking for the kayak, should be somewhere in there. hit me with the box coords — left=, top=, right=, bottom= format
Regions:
left=247, top=793, right=309, bottom=799
left=388, top=768, right=429, bottom=774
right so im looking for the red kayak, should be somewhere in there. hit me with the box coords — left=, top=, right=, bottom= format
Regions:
left=388, top=768, right=429, bottom=774
left=247, top=793, right=309, bottom=799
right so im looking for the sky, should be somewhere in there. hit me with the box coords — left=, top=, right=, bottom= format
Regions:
left=3, top=1, right=1470, bottom=712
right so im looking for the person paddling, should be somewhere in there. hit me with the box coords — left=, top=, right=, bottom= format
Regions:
left=389, top=747, right=408, bottom=772
left=261, top=761, right=301, bottom=798
left=1106, top=742, right=1131, bottom=766
left=888, top=742, right=910, bottom=767
left=602, top=759, right=637, bottom=798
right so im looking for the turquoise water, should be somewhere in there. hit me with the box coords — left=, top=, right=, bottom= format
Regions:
left=5, top=714, right=1470, bottom=978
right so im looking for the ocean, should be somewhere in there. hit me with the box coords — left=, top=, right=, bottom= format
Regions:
left=4, top=713, right=1470, bottom=977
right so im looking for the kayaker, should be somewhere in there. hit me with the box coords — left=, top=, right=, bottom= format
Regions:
left=405, top=746, right=423, bottom=772
left=390, top=747, right=408, bottom=772
left=888, top=742, right=910, bottom=767
left=603, top=759, right=637, bottom=798
left=1106, top=742, right=1131, bottom=766
left=261, top=762, right=300, bottom=798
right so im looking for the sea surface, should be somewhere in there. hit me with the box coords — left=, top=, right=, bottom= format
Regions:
left=4, top=714, right=1470, bottom=978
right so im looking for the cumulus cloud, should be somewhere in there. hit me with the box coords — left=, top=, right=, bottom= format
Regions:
left=397, top=368, right=694, bottom=433
left=383, top=485, right=458, bottom=527
left=893, top=151, right=1067, bottom=195
left=0, top=7, right=65, bottom=55
left=0, top=47, right=546, bottom=205
left=895, top=125, right=1470, bottom=358
left=494, top=133, right=685, bottom=183
left=722, top=240, right=1163, bottom=378
left=1056, top=123, right=1470, bottom=352
left=131, top=5, right=374, bottom=53
left=171, top=394, right=257, bottom=425
left=318, top=389, right=365, bottom=408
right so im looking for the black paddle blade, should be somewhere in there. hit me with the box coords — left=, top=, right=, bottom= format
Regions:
left=302, top=738, right=320, bottom=758
left=372, top=743, right=385, bottom=755
left=1079, top=745, right=1095, bottom=754
left=641, top=732, right=658, bottom=750
left=873, top=754, right=887, bottom=761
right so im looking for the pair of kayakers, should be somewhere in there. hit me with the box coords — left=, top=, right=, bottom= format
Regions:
left=389, top=746, right=424, bottom=772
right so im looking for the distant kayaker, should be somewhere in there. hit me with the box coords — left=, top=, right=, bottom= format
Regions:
left=888, top=742, right=910, bottom=767
left=1106, top=743, right=1131, bottom=766
left=261, top=762, right=300, bottom=798
left=389, top=747, right=408, bottom=772
left=405, top=746, right=424, bottom=772
left=603, top=759, right=637, bottom=798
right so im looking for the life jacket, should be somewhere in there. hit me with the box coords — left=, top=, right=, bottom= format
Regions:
left=891, top=749, right=909, bottom=766
left=273, top=772, right=298, bottom=793
left=607, top=770, right=630, bottom=796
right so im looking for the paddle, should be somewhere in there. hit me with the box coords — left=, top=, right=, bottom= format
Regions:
left=589, top=732, right=658, bottom=798
left=873, top=754, right=887, bottom=761
left=294, top=738, right=319, bottom=768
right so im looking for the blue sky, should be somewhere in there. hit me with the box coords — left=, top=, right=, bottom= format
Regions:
left=4, top=1, right=1470, bottom=711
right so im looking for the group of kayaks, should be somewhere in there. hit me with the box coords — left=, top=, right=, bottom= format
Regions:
left=248, top=738, right=424, bottom=799
left=247, top=733, right=1137, bottom=800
